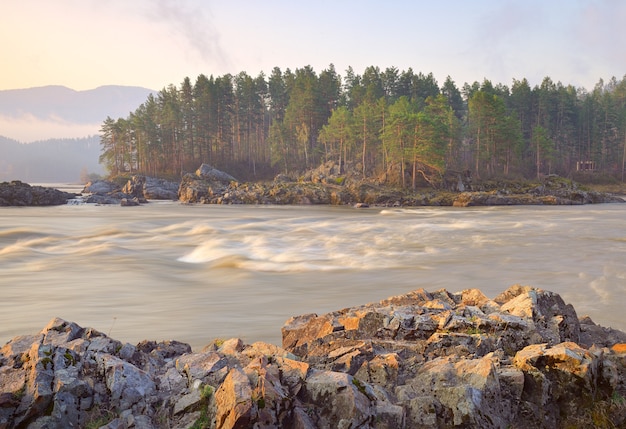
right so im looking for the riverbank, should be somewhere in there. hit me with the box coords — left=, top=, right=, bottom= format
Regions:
left=176, top=170, right=625, bottom=206
left=2, top=286, right=625, bottom=428
left=76, top=164, right=625, bottom=207
left=584, top=182, right=626, bottom=198
left=2, top=162, right=624, bottom=207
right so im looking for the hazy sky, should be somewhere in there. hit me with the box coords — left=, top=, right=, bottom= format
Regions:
left=3, top=0, right=626, bottom=92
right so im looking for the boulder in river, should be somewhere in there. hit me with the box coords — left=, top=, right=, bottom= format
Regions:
left=83, top=178, right=153, bottom=205
left=0, top=181, right=75, bottom=206
left=122, top=175, right=179, bottom=200
left=82, top=179, right=118, bottom=195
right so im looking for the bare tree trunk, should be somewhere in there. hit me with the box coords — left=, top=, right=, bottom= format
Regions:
left=622, top=131, right=626, bottom=182
left=412, top=157, right=417, bottom=190
left=362, top=116, right=367, bottom=178
left=475, top=127, right=481, bottom=179
left=536, top=140, right=541, bottom=179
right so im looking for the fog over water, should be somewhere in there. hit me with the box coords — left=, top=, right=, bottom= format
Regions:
left=1, top=200, right=625, bottom=350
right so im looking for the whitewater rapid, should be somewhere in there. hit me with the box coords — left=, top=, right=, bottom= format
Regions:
left=1, top=201, right=625, bottom=349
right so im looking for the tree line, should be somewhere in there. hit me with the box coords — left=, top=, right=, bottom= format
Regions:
left=99, top=65, right=626, bottom=187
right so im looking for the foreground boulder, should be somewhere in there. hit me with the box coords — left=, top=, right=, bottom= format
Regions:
left=0, top=181, right=75, bottom=206
left=282, top=285, right=626, bottom=428
left=2, top=286, right=626, bottom=428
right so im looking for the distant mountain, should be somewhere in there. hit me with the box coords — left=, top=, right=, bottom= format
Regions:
left=0, top=85, right=154, bottom=182
left=0, top=135, right=104, bottom=183
left=0, top=85, right=155, bottom=126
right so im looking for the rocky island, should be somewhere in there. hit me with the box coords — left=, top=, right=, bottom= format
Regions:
left=0, top=181, right=76, bottom=206
left=78, top=162, right=625, bottom=207
left=1, top=285, right=626, bottom=428
left=1, top=162, right=623, bottom=207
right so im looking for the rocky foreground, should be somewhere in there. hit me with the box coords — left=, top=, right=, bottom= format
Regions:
left=2, top=286, right=626, bottom=428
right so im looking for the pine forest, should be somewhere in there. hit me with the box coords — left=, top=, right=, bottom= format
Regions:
left=99, top=65, right=626, bottom=187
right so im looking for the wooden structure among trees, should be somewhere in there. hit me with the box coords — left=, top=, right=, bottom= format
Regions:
left=576, top=161, right=596, bottom=172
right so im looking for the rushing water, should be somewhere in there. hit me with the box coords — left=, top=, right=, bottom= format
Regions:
left=1, top=196, right=625, bottom=350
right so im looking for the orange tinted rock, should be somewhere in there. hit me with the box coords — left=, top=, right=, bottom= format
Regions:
left=612, top=343, right=626, bottom=353
left=281, top=314, right=334, bottom=351
left=214, top=367, right=253, bottom=429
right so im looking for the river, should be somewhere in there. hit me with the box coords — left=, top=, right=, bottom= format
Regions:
left=1, top=197, right=625, bottom=350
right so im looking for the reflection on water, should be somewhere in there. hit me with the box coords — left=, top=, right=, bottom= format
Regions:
left=1, top=202, right=625, bottom=350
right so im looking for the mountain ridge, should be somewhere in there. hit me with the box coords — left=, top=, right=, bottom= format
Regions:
left=0, top=84, right=156, bottom=125
left=0, top=135, right=104, bottom=183
left=0, top=85, right=152, bottom=181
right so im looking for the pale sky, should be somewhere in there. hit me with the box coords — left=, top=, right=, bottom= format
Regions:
left=2, top=0, right=625, bottom=93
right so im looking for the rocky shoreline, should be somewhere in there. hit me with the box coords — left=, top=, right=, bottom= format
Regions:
left=2, top=286, right=626, bottom=428
left=1, top=163, right=624, bottom=207
left=79, top=163, right=624, bottom=208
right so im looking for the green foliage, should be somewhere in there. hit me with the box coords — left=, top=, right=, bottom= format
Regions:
left=190, top=409, right=211, bottom=429
left=352, top=377, right=367, bottom=395
left=12, top=385, right=26, bottom=401
left=532, top=125, right=555, bottom=177
left=561, top=393, right=626, bottom=428
left=85, top=408, right=116, bottom=429
left=200, top=384, right=214, bottom=400
left=100, top=67, right=626, bottom=185
left=188, top=385, right=214, bottom=429
left=466, top=326, right=482, bottom=335
left=319, top=106, right=354, bottom=172
left=41, top=357, right=52, bottom=370
left=64, top=350, right=76, bottom=366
